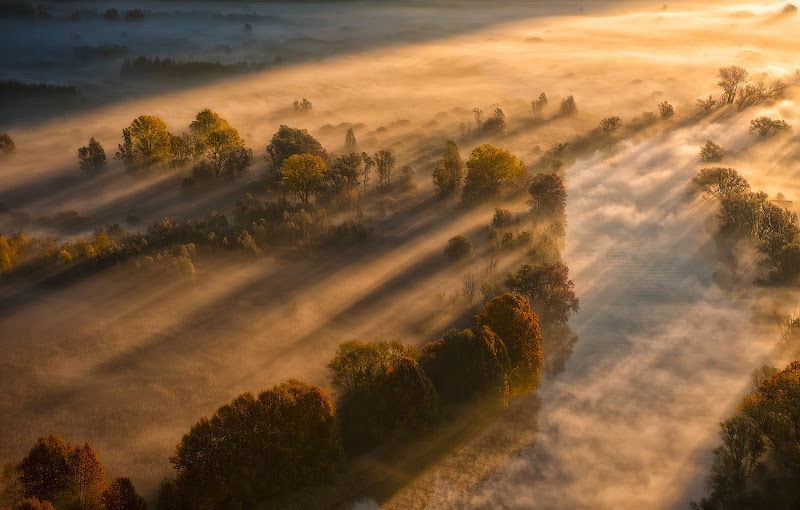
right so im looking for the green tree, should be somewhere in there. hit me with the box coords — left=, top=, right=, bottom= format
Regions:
left=280, top=154, right=327, bottom=204
left=101, top=476, right=147, bottom=510
left=116, top=116, right=172, bottom=167
left=462, top=144, right=526, bottom=202
left=374, top=149, right=396, bottom=188
left=220, top=146, right=253, bottom=182
left=265, top=125, right=327, bottom=171
left=375, top=357, right=438, bottom=432
left=505, top=262, right=580, bottom=325
left=18, top=435, right=71, bottom=504
left=475, top=294, right=543, bottom=395
left=204, top=127, right=243, bottom=179
left=419, top=327, right=510, bottom=403
left=529, top=173, right=566, bottom=218
left=0, top=133, right=16, bottom=156
left=189, top=108, right=230, bottom=148
left=432, top=140, right=464, bottom=198
left=78, top=138, right=107, bottom=173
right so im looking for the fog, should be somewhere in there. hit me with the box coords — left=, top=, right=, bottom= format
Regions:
left=2, top=0, right=800, bottom=507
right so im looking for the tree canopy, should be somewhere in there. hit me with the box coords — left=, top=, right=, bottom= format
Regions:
left=529, top=173, right=566, bottom=218
left=78, top=137, right=107, bottom=173
left=462, top=144, right=526, bottom=202
left=116, top=115, right=172, bottom=167
left=475, top=294, right=543, bottom=394
left=281, top=154, right=327, bottom=204
left=504, top=262, right=580, bottom=325
left=167, top=379, right=343, bottom=508
left=266, top=125, right=327, bottom=171
left=432, top=140, right=464, bottom=198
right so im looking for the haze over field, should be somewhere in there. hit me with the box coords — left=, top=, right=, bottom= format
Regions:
left=2, top=0, right=800, bottom=508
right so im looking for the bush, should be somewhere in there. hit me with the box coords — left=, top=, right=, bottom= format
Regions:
left=599, top=116, right=621, bottom=133
left=444, top=235, right=474, bottom=261
left=0, top=132, right=15, bottom=156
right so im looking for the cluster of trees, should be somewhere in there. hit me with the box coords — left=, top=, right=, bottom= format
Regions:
left=692, top=167, right=800, bottom=284
left=698, top=66, right=786, bottom=114
left=1, top=435, right=145, bottom=510
left=461, top=144, right=527, bottom=202
left=157, top=293, right=544, bottom=508
left=119, top=58, right=251, bottom=79
left=111, top=109, right=253, bottom=184
left=693, top=361, right=800, bottom=509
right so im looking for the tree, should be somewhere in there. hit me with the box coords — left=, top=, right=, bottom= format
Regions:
left=462, top=144, right=526, bottom=202
left=169, top=380, right=343, bottom=507
left=68, top=443, right=105, bottom=510
left=1, top=463, right=24, bottom=510
left=103, top=8, right=119, bottom=20
left=280, top=154, right=327, bottom=204
left=0, top=133, right=15, bottom=156
left=704, top=414, right=765, bottom=509
left=189, top=109, right=230, bottom=149
left=204, top=127, right=243, bottom=179
left=169, top=133, right=194, bottom=165
left=599, top=116, right=621, bottom=133
left=220, top=146, right=253, bottom=182
left=373, top=150, right=396, bottom=188
left=329, top=340, right=417, bottom=451
left=265, top=125, right=327, bottom=171
left=18, top=435, right=71, bottom=504
left=432, top=140, right=464, bottom=198
left=116, top=116, right=172, bottom=167
left=475, top=294, right=543, bottom=394
left=293, top=98, right=312, bottom=111
left=505, top=262, right=580, bottom=325
left=559, top=95, right=577, bottom=115
left=398, top=165, right=415, bottom=190
left=736, top=79, right=786, bottom=110
left=691, top=167, right=750, bottom=199
left=740, top=361, right=800, bottom=474
left=360, top=152, right=374, bottom=191
left=344, top=128, right=357, bottom=153
left=700, top=140, right=724, bottom=163
left=696, top=95, right=718, bottom=114
left=529, top=173, right=567, bottom=218
left=242, top=23, right=252, bottom=33
left=78, top=137, right=107, bottom=173
left=718, top=65, right=749, bottom=105
left=473, top=108, right=484, bottom=133
left=444, top=235, right=474, bottom=261
left=749, top=117, right=791, bottom=138
left=101, top=477, right=147, bottom=510
left=419, top=327, right=510, bottom=403
left=658, top=101, right=674, bottom=119
left=375, top=357, right=438, bottom=432
left=531, top=92, right=548, bottom=119
left=482, top=108, right=506, bottom=136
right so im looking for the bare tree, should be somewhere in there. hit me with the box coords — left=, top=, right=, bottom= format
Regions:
left=718, top=66, right=749, bottom=105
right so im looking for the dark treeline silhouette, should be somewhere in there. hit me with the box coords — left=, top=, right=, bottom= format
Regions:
left=120, top=57, right=254, bottom=79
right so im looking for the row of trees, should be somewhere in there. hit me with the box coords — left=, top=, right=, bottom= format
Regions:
left=692, top=167, right=800, bottom=284
left=431, top=141, right=527, bottom=202
left=1, top=435, right=145, bottom=510
left=692, top=361, right=800, bottom=509
left=158, top=293, right=545, bottom=508
left=697, top=65, right=786, bottom=114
